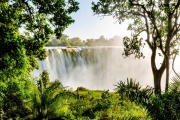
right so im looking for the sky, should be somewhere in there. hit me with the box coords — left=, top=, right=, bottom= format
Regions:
left=63, top=0, right=131, bottom=40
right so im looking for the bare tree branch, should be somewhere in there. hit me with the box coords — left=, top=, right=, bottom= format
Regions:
left=144, top=11, right=153, bottom=50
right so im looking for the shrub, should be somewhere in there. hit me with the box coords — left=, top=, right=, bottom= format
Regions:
left=115, top=78, right=153, bottom=106
left=115, top=77, right=180, bottom=120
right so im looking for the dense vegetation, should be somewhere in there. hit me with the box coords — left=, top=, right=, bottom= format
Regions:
left=1, top=69, right=180, bottom=119
left=0, top=0, right=78, bottom=119
left=1, top=0, right=180, bottom=119
left=115, top=77, right=180, bottom=120
left=0, top=70, right=150, bottom=119
left=46, top=35, right=123, bottom=46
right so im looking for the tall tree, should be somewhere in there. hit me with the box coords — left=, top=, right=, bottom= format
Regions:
left=92, top=0, right=180, bottom=94
left=0, top=0, right=79, bottom=78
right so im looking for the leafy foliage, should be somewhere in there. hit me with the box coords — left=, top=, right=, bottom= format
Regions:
left=115, top=78, right=153, bottom=106
left=0, top=0, right=79, bottom=78
left=0, top=1, right=79, bottom=118
left=170, top=74, right=180, bottom=93
left=123, top=37, right=145, bottom=58
left=30, top=70, right=65, bottom=119
left=69, top=89, right=148, bottom=120
left=115, top=77, right=180, bottom=120
left=0, top=75, right=36, bottom=119
left=0, top=76, right=149, bottom=119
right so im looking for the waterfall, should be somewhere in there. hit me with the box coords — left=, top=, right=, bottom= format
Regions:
left=32, top=46, right=175, bottom=91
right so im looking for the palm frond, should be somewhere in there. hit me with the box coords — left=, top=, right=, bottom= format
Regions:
left=115, top=78, right=153, bottom=106
left=43, top=81, right=63, bottom=103
left=170, top=73, right=180, bottom=92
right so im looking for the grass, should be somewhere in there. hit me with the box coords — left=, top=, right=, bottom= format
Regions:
left=55, top=87, right=151, bottom=120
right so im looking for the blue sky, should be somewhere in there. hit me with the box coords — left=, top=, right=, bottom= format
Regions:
left=63, top=0, right=130, bottom=40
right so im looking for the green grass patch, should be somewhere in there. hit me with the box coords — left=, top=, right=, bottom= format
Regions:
left=55, top=87, right=151, bottom=119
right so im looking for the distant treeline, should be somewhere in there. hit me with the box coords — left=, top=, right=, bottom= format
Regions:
left=46, top=34, right=123, bottom=46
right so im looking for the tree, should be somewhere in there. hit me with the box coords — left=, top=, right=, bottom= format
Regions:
left=92, top=0, right=180, bottom=94
left=70, top=37, right=84, bottom=46
left=95, top=35, right=106, bottom=46
left=0, top=0, right=79, bottom=78
left=59, top=34, right=71, bottom=46
left=85, top=39, right=95, bottom=46
left=0, top=0, right=79, bottom=118
left=0, top=75, right=37, bottom=119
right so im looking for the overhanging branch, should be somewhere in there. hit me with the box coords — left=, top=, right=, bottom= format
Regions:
left=129, top=0, right=164, bottom=54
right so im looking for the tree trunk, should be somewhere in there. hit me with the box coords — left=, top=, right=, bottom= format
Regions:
left=165, top=56, right=169, bottom=92
left=151, top=47, right=166, bottom=95
left=153, top=70, right=163, bottom=94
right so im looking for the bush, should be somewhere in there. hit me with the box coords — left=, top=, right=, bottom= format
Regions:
left=115, top=77, right=180, bottom=120
left=147, top=75, right=180, bottom=120
left=115, top=78, right=153, bottom=106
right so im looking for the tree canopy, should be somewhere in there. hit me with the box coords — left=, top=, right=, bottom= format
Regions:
left=46, top=34, right=123, bottom=46
left=92, top=0, right=180, bottom=94
left=0, top=0, right=79, bottom=78
left=0, top=1, right=79, bottom=118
